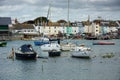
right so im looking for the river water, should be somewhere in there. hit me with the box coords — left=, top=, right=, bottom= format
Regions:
left=0, top=39, right=120, bottom=80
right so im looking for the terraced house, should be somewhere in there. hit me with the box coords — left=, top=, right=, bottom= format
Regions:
left=35, top=22, right=81, bottom=37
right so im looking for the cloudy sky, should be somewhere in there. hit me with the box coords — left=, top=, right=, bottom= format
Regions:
left=0, top=0, right=120, bottom=22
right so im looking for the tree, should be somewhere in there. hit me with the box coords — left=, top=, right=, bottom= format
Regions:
left=34, top=16, right=50, bottom=25
left=57, top=20, right=67, bottom=23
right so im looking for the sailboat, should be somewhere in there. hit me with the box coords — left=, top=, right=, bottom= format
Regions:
left=34, top=37, right=49, bottom=46
left=60, top=42, right=76, bottom=51
left=60, top=0, right=76, bottom=51
left=34, top=7, right=51, bottom=46
left=40, top=39, right=61, bottom=57
left=40, top=3, right=61, bottom=57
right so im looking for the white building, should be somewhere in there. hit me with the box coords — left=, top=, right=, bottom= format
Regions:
left=12, top=24, right=38, bottom=35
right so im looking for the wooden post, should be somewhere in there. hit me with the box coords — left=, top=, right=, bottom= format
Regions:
left=7, top=48, right=14, bottom=60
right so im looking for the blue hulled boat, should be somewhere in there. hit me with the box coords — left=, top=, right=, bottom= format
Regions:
left=34, top=37, right=49, bottom=46
left=34, top=41, right=49, bottom=46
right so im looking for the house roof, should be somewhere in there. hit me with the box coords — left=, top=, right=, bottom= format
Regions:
left=100, top=21, right=119, bottom=27
left=82, top=21, right=92, bottom=26
left=12, top=23, right=35, bottom=30
left=0, top=17, right=11, bottom=25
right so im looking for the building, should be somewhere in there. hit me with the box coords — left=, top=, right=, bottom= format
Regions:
left=0, top=17, right=12, bottom=40
left=92, top=22, right=101, bottom=36
left=100, top=21, right=110, bottom=35
left=12, top=23, right=38, bottom=39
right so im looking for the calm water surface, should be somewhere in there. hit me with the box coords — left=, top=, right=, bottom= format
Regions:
left=0, top=39, right=120, bottom=80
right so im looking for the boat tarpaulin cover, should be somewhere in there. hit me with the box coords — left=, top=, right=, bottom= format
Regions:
left=20, top=44, right=33, bottom=52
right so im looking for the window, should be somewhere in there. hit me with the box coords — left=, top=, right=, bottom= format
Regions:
left=31, top=30, right=33, bottom=32
left=28, top=30, right=30, bottom=32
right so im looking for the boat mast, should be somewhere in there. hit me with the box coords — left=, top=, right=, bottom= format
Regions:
left=66, top=0, right=70, bottom=37
left=67, top=0, right=70, bottom=27
left=46, top=3, right=51, bottom=26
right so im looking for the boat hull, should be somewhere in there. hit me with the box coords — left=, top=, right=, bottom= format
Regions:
left=72, top=51, right=90, bottom=58
left=93, top=42, right=115, bottom=45
left=15, top=52, right=37, bottom=60
left=34, top=41, right=49, bottom=46
left=85, top=37, right=97, bottom=40
left=48, top=51, right=61, bottom=57
left=0, top=42, right=7, bottom=47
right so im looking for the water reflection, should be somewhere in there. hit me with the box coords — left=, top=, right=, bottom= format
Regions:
left=0, top=39, right=120, bottom=80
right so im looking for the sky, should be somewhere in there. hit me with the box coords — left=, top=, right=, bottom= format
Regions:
left=0, top=0, right=120, bottom=23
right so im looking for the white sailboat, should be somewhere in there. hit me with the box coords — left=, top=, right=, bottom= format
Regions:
left=40, top=39, right=61, bottom=57
left=60, top=42, right=76, bottom=51
left=60, top=0, right=75, bottom=51
left=72, top=51, right=91, bottom=58
left=71, top=44, right=91, bottom=58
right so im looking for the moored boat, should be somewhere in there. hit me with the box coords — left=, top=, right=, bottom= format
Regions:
left=71, top=44, right=91, bottom=51
left=85, top=36, right=97, bottom=40
left=0, top=41, right=7, bottom=47
left=40, top=39, right=61, bottom=57
left=15, top=44, right=37, bottom=59
left=93, top=41, right=115, bottom=45
left=72, top=51, right=91, bottom=58
left=48, top=50, right=61, bottom=57
left=60, top=43, right=76, bottom=51
left=34, top=41, right=49, bottom=46
left=71, top=45, right=91, bottom=58
left=34, top=37, right=49, bottom=46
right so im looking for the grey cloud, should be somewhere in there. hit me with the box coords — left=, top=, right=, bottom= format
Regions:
left=0, top=0, right=120, bottom=22
left=0, top=0, right=26, bottom=7
left=45, top=0, right=120, bottom=12
left=89, top=0, right=120, bottom=11
left=0, top=0, right=6, bottom=6
left=1, top=0, right=120, bottom=11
